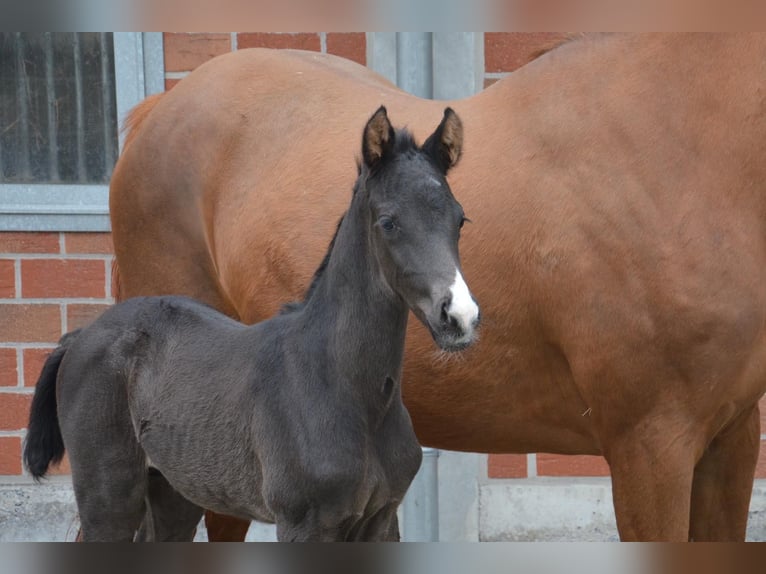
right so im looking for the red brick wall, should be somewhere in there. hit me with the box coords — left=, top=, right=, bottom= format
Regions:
left=163, top=32, right=366, bottom=90
left=3, top=33, right=765, bottom=483
left=483, top=32, right=570, bottom=88
left=0, top=232, right=112, bottom=474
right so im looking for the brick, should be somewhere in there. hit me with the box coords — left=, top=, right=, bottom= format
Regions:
left=0, top=436, right=22, bottom=474
left=23, top=348, right=52, bottom=388
left=165, top=78, right=182, bottom=91
left=488, top=454, right=527, bottom=479
left=326, top=33, right=366, bottom=65
left=537, top=453, right=611, bottom=477
left=0, top=304, right=61, bottom=343
left=0, top=392, right=33, bottom=431
left=756, top=441, right=766, bottom=479
left=21, top=259, right=105, bottom=299
left=164, top=33, right=232, bottom=73
left=67, top=304, right=110, bottom=330
left=0, top=259, right=15, bottom=298
left=0, top=349, right=18, bottom=387
left=485, top=32, right=571, bottom=73
left=64, top=233, right=114, bottom=255
left=237, top=33, right=320, bottom=52
left=0, top=232, right=59, bottom=254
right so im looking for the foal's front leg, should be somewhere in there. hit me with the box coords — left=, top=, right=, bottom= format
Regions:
left=275, top=507, right=360, bottom=542
left=351, top=503, right=401, bottom=541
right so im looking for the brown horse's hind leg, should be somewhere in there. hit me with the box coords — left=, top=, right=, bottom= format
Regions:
left=689, top=405, right=760, bottom=541
left=605, top=422, right=698, bottom=541
left=204, top=512, right=251, bottom=541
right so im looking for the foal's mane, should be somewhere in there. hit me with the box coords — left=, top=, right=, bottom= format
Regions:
left=280, top=127, right=420, bottom=315
left=279, top=214, right=345, bottom=315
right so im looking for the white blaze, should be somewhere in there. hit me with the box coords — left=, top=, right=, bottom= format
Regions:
left=448, top=269, right=479, bottom=334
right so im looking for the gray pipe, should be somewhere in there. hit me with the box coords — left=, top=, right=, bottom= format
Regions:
left=395, top=33, right=433, bottom=99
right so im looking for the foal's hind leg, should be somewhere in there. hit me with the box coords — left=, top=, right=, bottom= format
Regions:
left=62, top=382, right=148, bottom=541
left=136, top=468, right=205, bottom=542
left=69, top=444, right=147, bottom=541
left=689, top=405, right=760, bottom=541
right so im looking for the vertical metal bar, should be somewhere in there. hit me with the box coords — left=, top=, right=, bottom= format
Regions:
left=142, top=32, right=166, bottom=97
left=432, top=33, right=485, bottom=100
left=112, top=33, right=146, bottom=153
left=0, top=34, right=6, bottom=179
left=395, top=32, right=433, bottom=99
left=45, top=33, right=59, bottom=182
left=99, top=32, right=115, bottom=180
left=72, top=33, right=86, bottom=182
left=0, top=39, right=4, bottom=180
left=394, top=32, right=440, bottom=542
left=15, top=32, right=31, bottom=180
left=402, top=447, right=440, bottom=541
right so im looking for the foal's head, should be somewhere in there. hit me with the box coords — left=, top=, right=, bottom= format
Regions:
left=359, top=106, right=480, bottom=352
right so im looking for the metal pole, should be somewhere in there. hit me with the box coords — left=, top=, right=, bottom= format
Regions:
left=395, top=32, right=433, bottom=99
left=393, top=32, right=440, bottom=542
left=402, top=447, right=439, bottom=541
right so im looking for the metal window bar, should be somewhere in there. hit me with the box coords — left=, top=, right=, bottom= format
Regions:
left=100, top=33, right=115, bottom=178
left=72, top=33, right=86, bottom=182
left=44, top=33, right=59, bottom=182
left=14, top=33, right=30, bottom=179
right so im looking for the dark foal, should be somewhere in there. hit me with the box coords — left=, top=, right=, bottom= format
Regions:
left=23, top=107, right=479, bottom=542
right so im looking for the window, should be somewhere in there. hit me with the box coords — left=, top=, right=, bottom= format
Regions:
left=0, top=32, right=164, bottom=231
left=1, top=33, right=118, bottom=185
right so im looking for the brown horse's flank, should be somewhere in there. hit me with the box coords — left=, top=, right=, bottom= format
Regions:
left=109, top=35, right=766, bottom=541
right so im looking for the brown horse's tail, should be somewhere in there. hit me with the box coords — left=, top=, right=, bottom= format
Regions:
left=112, top=92, right=165, bottom=303
left=121, top=92, right=164, bottom=151
left=23, top=330, right=81, bottom=480
left=111, top=259, right=125, bottom=302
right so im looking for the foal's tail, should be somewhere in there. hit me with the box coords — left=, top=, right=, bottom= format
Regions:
left=23, top=330, right=81, bottom=480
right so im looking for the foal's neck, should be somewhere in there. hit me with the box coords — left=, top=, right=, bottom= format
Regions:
left=303, top=187, right=409, bottom=377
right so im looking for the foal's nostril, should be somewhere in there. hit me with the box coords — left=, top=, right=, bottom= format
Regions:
left=440, top=298, right=462, bottom=332
left=440, top=299, right=451, bottom=325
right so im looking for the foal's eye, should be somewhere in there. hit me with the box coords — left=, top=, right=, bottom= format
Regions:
left=459, top=216, right=470, bottom=229
left=380, top=216, right=396, bottom=232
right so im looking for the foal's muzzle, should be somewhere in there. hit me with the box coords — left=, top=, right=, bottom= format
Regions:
left=432, top=292, right=481, bottom=352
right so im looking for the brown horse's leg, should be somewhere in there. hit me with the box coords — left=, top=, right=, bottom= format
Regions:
left=605, top=425, right=697, bottom=541
left=204, top=511, right=251, bottom=541
left=689, top=405, right=760, bottom=541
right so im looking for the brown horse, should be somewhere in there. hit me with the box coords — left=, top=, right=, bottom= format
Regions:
left=110, top=34, right=766, bottom=541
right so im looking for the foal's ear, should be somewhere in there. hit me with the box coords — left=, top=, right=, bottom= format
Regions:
left=362, top=106, right=396, bottom=169
left=422, top=107, right=463, bottom=174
